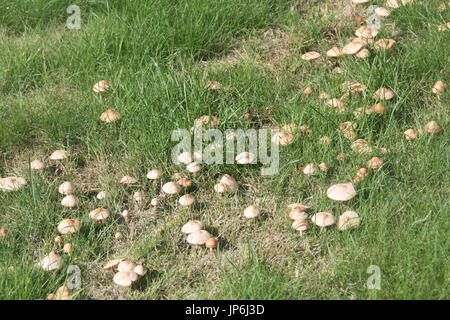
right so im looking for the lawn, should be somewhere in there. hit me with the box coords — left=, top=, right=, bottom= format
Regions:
left=0, top=0, right=448, bottom=300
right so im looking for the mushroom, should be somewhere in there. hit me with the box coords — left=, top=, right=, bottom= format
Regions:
left=423, top=121, right=441, bottom=134
left=351, top=139, right=372, bottom=154
left=186, top=162, right=202, bottom=173
left=133, top=191, right=145, bottom=203
left=100, top=109, right=120, bottom=123
left=120, top=175, right=137, bottom=185
left=338, top=211, right=360, bottom=231
left=319, top=91, right=329, bottom=99
left=371, top=102, right=384, bottom=114
left=386, top=0, right=400, bottom=8
left=181, top=220, right=204, bottom=234
left=319, top=162, right=328, bottom=172
left=54, top=235, right=63, bottom=244
left=178, top=152, right=193, bottom=165
left=63, top=243, right=72, bottom=255
left=117, top=260, right=137, bottom=272
left=244, top=205, right=261, bottom=219
left=374, top=39, right=396, bottom=50
left=104, top=259, right=123, bottom=271
left=327, top=183, right=357, bottom=201
left=236, top=152, right=256, bottom=165
left=89, top=208, right=110, bottom=222
left=134, top=265, right=146, bottom=276
left=304, top=86, right=313, bottom=95
left=326, top=98, right=346, bottom=113
left=0, top=227, right=7, bottom=240
left=351, top=0, right=370, bottom=4
left=340, top=121, right=357, bottom=140
left=0, top=177, right=26, bottom=192
left=49, top=150, right=68, bottom=161
left=61, top=195, right=79, bottom=208
left=272, top=131, right=294, bottom=146
left=289, top=208, right=308, bottom=221
left=53, top=286, right=71, bottom=300
left=302, top=163, right=318, bottom=175
left=432, top=81, right=447, bottom=95
left=292, top=219, right=309, bottom=235
left=375, top=7, right=390, bottom=17
left=187, top=230, right=211, bottom=246
left=146, top=169, right=161, bottom=180
left=205, top=237, right=218, bottom=251
left=178, top=178, right=193, bottom=188
left=355, top=26, right=379, bottom=38
left=356, top=48, right=371, bottom=59
left=113, top=271, right=139, bottom=287
left=366, top=157, right=384, bottom=169
left=404, top=129, right=418, bottom=141
left=58, top=181, right=74, bottom=196
left=219, top=174, right=238, bottom=193
left=162, top=181, right=182, bottom=195
left=326, top=46, right=343, bottom=58
left=30, top=160, right=45, bottom=170
left=301, top=51, right=321, bottom=61
left=179, top=194, right=196, bottom=207
left=150, top=198, right=159, bottom=206
left=115, top=232, right=123, bottom=240
left=342, top=41, right=363, bottom=55
left=353, top=168, right=368, bottom=184
left=57, top=219, right=80, bottom=235
left=96, top=191, right=106, bottom=200
left=92, top=80, right=109, bottom=93
left=373, top=88, right=395, bottom=100
left=40, top=251, right=63, bottom=271
left=311, top=212, right=335, bottom=228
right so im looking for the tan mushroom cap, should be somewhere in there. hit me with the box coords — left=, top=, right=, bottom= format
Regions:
left=327, top=183, right=357, bottom=201
left=423, top=121, right=441, bottom=134
left=178, top=152, right=193, bottom=165
left=327, top=98, right=346, bottom=113
left=366, top=156, right=384, bottom=169
left=404, top=129, right=418, bottom=140
left=342, top=41, right=363, bottom=55
left=288, top=203, right=310, bottom=211
left=57, top=219, right=80, bottom=235
left=374, top=38, right=396, bottom=50
left=432, top=81, right=447, bottom=95
left=58, top=181, right=74, bottom=196
left=338, top=211, right=360, bottom=231
left=0, top=227, right=7, bottom=239
left=373, top=88, right=395, bottom=100
left=89, top=208, right=110, bottom=221
left=319, top=162, right=328, bottom=172
left=54, top=286, right=71, bottom=300
left=327, top=46, right=343, bottom=58
left=40, top=251, right=63, bottom=271
left=205, top=237, right=218, bottom=250
left=340, top=121, right=357, bottom=140
left=236, top=152, right=256, bottom=164
left=162, top=181, right=182, bottom=194
left=63, top=243, right=72, bottom=254
left=354, top=167, right=369, bottom=184
left=117, top=260, right=137, bottom=272
left=96, top=191, right=106, bottom=200
left=0, top=177, right=26, bottom=192
left=304, top=86, right=313, bottom=95
left=272, top=130, right=294, bottom=146
left=182, top=220, right=204, bottom=234
left=375, top=7, right=391, bottom=17
left=187, top=230, right=211, bottom=245
left=386, top=0, right=400, bottom=8
left=120, top=175, right=137, bottom=185
left=178, top=178, right=193, bottom=187
left=187, top=162, right=202, bottom=173
left=352, top=0, right=370, bottom=4
left=351, top=139, right=373, bottom=154
left=179, top=194, right=196, bottom=207
left=49, top=150, right=68, bottom=161
left=319, top=91, right=329, bottom=99
left=100, top=109, right=120, bottom=123
left=356, top=48, right=371, bottom=59
left=292, top=219, right=309, bottom=232
left=355, top=26, right=379, bottom=39
left=301, top=51, right=321, bottom=61
left=302, top=163, right=318, bottom=175
left=311, top=212, right=336, bottom=227
left=113, top=271, right=139, bottom=287
left=244, top=205, right=261, bottom=219
left=289, top=208, right=308, bottom=221
left=61, top=195, right=79, bottom=208
left=146, top=169, right=161, bottom=180
left=30, top=160, right=45, bottom=170
left=103, top=259, right=123, bottom=270
left=92, top=80, right=110, bottom=93
left=133, top=191, right=145, bottom=203
left=134, top=265, right=146, bottom=276
left=214, top=183, right=227, bottom=193
left=219, top=174, right=238, bottom=193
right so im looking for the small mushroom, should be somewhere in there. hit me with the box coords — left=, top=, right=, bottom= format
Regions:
left=58, top=182, right=74, bottom=196
left=373, top=88, right=395, bottom=100
left=351, top=0, right=370, bottom=4
left=340, top=121, right=357, bottom=140
left=236, top=152, right=256, bottom=164
left=304, top=86, right=313, bottom=95
left=133, top=191, right=145, bottom=203
left=194, top=115, right=220, bottom=129
left=301, top=51, right=321, bottom=61
left=423, top=121, right=441, bottom=134
left=272, top=131, right=294, bottom=146
left=375, top=7, right=391, bottom=17
left=187, top=230, right=211, bottom=246
left=150, top=198, right=159, bottom=206
left=292, top=219, right=309, bottom=234
left=288, top=203, right=310, bottom=211
left=289, top=208, right=308, bottom=221
left=96, top=191, right=106, bottom=200
left=117, top=260, right=137, bottom=272
left=351, top=139, right=372, bottom=154
left=326, top=46, right=343, bottom=58
left=120, top=175, right=137, bottom=185
left=134, top=265, right=146, bottom=276
left=0, top=177, right=26, bottom=192
left=386, top=0, right=400, bottom=8
left=432, top=81, right=447, bottom=95
left=63, top=243, right=72, bottom=255
left=181, top=220, right=204, bottom=234
left=355, top=26, right=378, bottom=39
left=61, top=195, right=79, bottom=208
left=353, top=168, right=368, bottom=184
left=179, top=194, right=196, bottom=207
left=54, top=235, right=63, bottom=244
left=40, top=251, right=63, bottom=271
left=57, top=219, right=80, bottom=235
left=338, top=211, right=360, bottom=231
left=49, top=150, right=68, bottom=161
left=121, top=210, right=130, bottom=222
left=356, top=48, right=371, bottom=59
left=327, top=183, right=357, bottom=201
left=178, top=178, right=193, bottom=187
left=115, top=232, right=123, bottom=240
left=30, top=160, right=45, bottom=170
left=302, top=163, right=318, bottom=175
left=319, top=91, right=329, bottom=99
left=219, top=174, right=238, bottom=193
left=311, top=212, right=335, bottom=228
left=104, top=259, right=123, bottom=271
left=100, top=109, right=120, bottom=123
left=146, top=169, right=161, bottom=180
left=244, top=205, right=261, bottom=219
left=374, top=39, right=396, bottom=50
left=113, top=271, right=139, bottom=287
left=205, top=237, right=218, bottom=252
left=89, top=208, right=110, bottom=222
left=186, top=162, right=202, bottom=173
left=404, top=129, right=418, bottom=141
left=342, top=41, right=363, bottom=55
left=92, top=80, right=109, bottom=93
left=53, top=286, right=71, bottom=300
left=178, top=152, right=193, bottom=165
left=319, top=162, right=328, bottom=172
left=366, top=157, right=383, bottom=169
left=162, top=181, right=182, bottom=195
left=327, top=98, right=346, bottom=113
left=319, top=136, right=330, bottom=144
left=0, top=227, right=7, bottom=239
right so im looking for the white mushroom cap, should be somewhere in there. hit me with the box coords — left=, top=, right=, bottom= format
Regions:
left=187, top=230, right=211, bottom=245
left=373, top=88, right=395, bottom=100
left=151, top=198, right=159, bottom=206
left=89, top=208, right=110, bottom=221
left=214, top=183, right=227, bottom=193
left=302, top=163, right=318, bottom=175
left=134, top=265, right=146, bottom=276
left=117, top=260, right=137, bottom=272
left=338, top=211, right=360, bottom=231
left=57, top=219, right=80, bottom=235
left=342, top=41, right=363, bottom=55
left=236, top=152, right=256, bottom=164
left=103, top=259, right=123, bottom=270
left=301, top=51, right=321, bottom=61
left=375, top=7, right=391, bottom=17
left=179, top=194, right=195, bottom=207
left=100, top=109, right=120, bottom=123
left=93, top=80, right=110, bottom=93
left=0, top=177, right=26, bottom=192
left=58, top=181, right=74, bottom=195
left=186, top=162, right=202, bottom=173
left=319, top=162, right=328, bottom=172
left=386, top=0, right=400, bottom=8
left=404, top=129, right=418, bottom=140
left=177, top=152, right=193, bottom=165
left=120, top=175, right=137, bottom=185
left=182, top=220, right=204, bottom=234
left=272, top=130, right=294, bottom=146
left=289, top=209, right=308, bottom=220
left=244, top=205, right=261, bottom=219
left=327, top=183, right=357, bottom=201
left=30, top=160, right=45, bottom=170
left=96, top=191, right=106, bottom=200
left=326, top=46, right=343, bottom=58
left=178, top=178, right=193, bottom=187
left=146, top=169, right=161, bottom=180
left=351, top=0, right=370, bottom=4
left=162, top=181, right=182, bottom=195
left=355, top=26, right=379, bottom=38
left=113, top=271, right=139, bottom=287
left=219, top=174, right=238, bottom=193
left=423, top=121, right=441, bottom=134
left=356, top=48, right=371, bottom=59
left=40, top=251, right=63, bottom=271
left=49, top=150, right=68, bottom=161
left=63, top=243, right=72, bottom=254
left=311, top=212, right=336, bottom=228
left=61, top=195, right=79, bottom=208
left=292, top=219, right=309, bottom=232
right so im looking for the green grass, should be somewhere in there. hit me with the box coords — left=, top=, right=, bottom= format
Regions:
left=0, top=0, right=449, bottom=300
